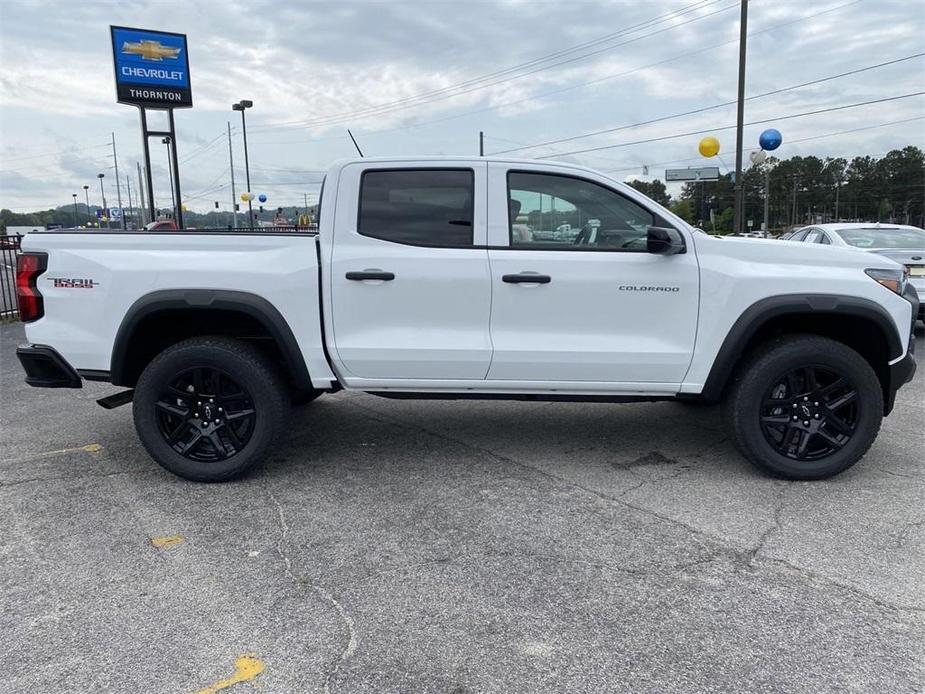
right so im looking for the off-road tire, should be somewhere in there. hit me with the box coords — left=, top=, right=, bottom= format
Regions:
left=724, top=334, right=882, bottom=480
left=133, top=336, right=289, bottom=482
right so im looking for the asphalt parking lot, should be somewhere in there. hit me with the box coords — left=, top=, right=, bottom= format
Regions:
left=1, top=321, right=923, bottom=694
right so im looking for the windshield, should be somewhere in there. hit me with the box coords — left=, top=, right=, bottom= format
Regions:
left=835, top=227, right=925, bottom=249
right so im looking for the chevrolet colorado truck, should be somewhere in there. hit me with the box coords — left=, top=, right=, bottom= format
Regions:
left=15, top=157, right=918, bottom=482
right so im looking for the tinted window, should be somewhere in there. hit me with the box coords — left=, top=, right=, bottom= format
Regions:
left=818, top=233, right=831, bottom=245
left=789, top=229, right=809, bottom=242
left=358, top=169, right=474, bottom=247
left=508, top=172, right=655, bottom=250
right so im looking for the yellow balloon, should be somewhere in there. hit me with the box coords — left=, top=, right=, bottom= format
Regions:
left=240, top=192, right=251, bottom=202
left=699, top=136, right=720, bottom=158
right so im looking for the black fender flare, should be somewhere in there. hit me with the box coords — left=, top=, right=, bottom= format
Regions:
left=698, top=293, right=904, bottom=401
left=110, top=289, right=311, bottom=389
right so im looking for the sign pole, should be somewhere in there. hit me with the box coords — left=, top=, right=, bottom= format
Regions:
left=168, top=109, right=184, bottom=229
left=139, top=107, right=156, bottom=222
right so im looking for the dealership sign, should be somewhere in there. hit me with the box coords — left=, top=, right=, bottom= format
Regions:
left=110, top=26, right=192, bottom=108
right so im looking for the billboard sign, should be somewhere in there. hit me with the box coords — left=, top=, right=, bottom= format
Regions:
left=110, top=26, right=192, bottom=108
left=665, top=167, right=720, bottom=182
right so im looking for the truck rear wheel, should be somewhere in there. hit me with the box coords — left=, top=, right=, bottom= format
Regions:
left=724, top=335, right=883, bottom=480
left=133, top=337, right=289, bottom=482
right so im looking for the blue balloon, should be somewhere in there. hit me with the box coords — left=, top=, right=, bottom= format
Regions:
left=258, top=193, right=268, bottom=203
left=759, top=128, right=782, bottom=151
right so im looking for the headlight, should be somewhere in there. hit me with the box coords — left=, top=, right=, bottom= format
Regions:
left=865, top=267, right=908, bottom=295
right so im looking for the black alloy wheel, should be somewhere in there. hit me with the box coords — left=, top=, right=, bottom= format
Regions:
left=155, top=367, right=256, bottom=462
left=133, top=336, right=288, bottom=482
left=759, top=365, right=859, bottom=461
left=724, top=334, right=883, bottom=480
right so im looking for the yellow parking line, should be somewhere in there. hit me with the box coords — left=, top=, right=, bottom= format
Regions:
left=150, top=535, right=185, bottom=550
left=194, top=655, right=265, bottom=694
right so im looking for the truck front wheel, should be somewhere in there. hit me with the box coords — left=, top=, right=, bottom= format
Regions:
left=724, top=335, right=883, bottom=480
left=133, top=337, right=289, bottom=482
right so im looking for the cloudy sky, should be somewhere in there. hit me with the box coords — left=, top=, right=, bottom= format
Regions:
left=0, top=0, right=923, bottom=213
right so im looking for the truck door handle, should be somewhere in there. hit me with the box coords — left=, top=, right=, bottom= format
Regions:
left=346, top=271, right=395, bottom=281
left=502, top=273, right=551, bottom=284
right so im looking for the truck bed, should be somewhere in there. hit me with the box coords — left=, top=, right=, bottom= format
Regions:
left=20, top=230, right=336, bottom=388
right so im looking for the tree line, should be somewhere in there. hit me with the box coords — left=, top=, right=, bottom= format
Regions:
left=628, top=145, right=924, bottom=234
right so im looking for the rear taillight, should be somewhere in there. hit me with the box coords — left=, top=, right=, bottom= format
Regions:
left=16, top=253, right=47, bottom=322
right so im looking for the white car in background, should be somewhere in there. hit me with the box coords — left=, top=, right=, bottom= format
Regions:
left=790, top=223, right=925, bottom=320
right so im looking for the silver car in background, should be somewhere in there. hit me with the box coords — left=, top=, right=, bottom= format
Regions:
left=789, top=223, right=925, bottom=320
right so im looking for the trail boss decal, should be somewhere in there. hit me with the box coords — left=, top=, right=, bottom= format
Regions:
left=47, top=277, right=99, bottom=289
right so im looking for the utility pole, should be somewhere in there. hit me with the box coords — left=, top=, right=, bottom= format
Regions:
left=834, top=180, right=840, bottom=222
left=732, top=0, right=748, bottom=235
left=136, top=162, right=148, bottom=226
left=762, top=168, right=770, bottom=234
left=125, top=177, right=134, bottom=229
left=82, top=185, right=90, bottom=226
left=72, top=194, right=78, bottom=227
left=791, top=177, right=798, bottom=227
left=479, top=131, right=484, bottom=157
left=227, top=121, right=237, bottom=230
left=111, top=132, right=125, bottom=229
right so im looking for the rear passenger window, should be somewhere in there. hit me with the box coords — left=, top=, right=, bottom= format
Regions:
left=358, top=169, right=474, bottom=247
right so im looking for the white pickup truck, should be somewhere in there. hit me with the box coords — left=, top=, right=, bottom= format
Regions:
left=15, top=157, right=918, bottom=482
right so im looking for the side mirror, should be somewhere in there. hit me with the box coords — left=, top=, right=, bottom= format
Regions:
left=647, top=226, right=686, bottom=255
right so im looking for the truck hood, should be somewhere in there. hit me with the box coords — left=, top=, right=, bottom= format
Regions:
left=696, top=233, right=905, bottom=271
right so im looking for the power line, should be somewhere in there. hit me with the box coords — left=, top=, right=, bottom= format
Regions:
left=248, top=0, right=740, bottom=133
left=273, top=0, right=866, bottom=144
left=531, top=91, right=925, bottom=159
left=490, top=53, right=924, bottom=155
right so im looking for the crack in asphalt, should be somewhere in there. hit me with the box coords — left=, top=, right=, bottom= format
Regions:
left=348, top=401, right=925, bottom=616
left=745, top=481, right=790, bottom=566
left=268, top=490, right=358, bottom=694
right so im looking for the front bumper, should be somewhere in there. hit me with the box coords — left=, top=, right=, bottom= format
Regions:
left=885, top=284, right=919, bottom=413
left=910, top=278, right=925, bottom=319
left=16, top=344, right=82, bottom=388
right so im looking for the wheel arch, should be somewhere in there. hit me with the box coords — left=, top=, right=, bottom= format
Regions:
left=111, top=289, right=311, bottom=390
left=699, top=294, right=904, bottom=408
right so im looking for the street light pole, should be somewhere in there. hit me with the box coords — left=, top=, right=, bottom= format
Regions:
left=72, top=194, right=78, bottom=228
left=233, top=100, right=254, bottom=227
left=97, top=173, right=108, bottom=229
left=732, top=0, right=749, bottom=235
left=83, top=185, right=90, bottom=226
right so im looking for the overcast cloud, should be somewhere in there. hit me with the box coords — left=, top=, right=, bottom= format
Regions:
left=0, top=0, right=922, bottom=212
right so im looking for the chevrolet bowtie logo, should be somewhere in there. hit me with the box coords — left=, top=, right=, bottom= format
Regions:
left=121, top=40, right=181, bottom=61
